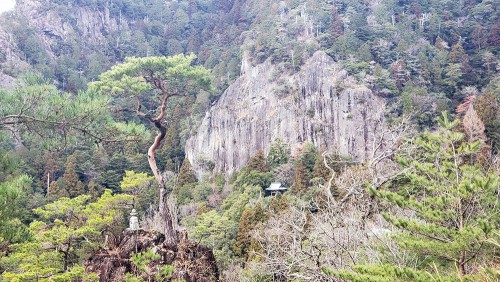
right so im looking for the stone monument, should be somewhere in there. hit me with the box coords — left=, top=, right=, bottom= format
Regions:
left=128, top=208, right=140, bottom=230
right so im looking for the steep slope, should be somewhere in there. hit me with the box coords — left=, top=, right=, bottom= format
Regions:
left=0, top=0, right=248, bottom=91
left=186, top=51, right=386, bottom=175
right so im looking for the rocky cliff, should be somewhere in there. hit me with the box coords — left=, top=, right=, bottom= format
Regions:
left=186, top=51, right=386, bottom=175
left=14, top=0, right=123, bottom=46
left=0, top=0, right=130, bottom=86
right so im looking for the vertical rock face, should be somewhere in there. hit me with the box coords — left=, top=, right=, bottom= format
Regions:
left=0, top=0, right=127, bottom=86
left=185, top=51, right=386, bottom=176
left=14, top=0, right=123, bottom=46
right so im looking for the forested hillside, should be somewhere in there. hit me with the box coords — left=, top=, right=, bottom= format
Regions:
left=0, top=0, right=498, bottom=281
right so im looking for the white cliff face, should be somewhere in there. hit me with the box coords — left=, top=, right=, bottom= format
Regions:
left=15, top=0, right=124, bottom=46
left=185, top=51, right=386, bottom=176
left=0, top=26, right=25, bottom=87
left=0, top=0, right=127, bottom=85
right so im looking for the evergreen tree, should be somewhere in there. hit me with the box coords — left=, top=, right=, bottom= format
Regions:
left=246, top=150, right=269, bottom=173
left=292, top=160, right=309, bottom=196
left=63, top=154, right=85, bottom=198
left=41, top=151, right=59, bottom=193
left=233, top=207, right=253, bottom=259
left=447, top=43, right=467, bottom=64
left=102, top=153, right=130, bottom=193
left=269, top=194, right=289, bottom=214
left=300, top=143, right=318, bottom=178
left=0, top=190, right=132, bottom=281
left=443, top=63, right=463, bottom=94
left=177, top=158, right=198, bottom=188
left=251, top=203, right=268, bottom=223
left=266, top=138, right=290, bottom=169
left=246, top=203, right=267, bottom=261
left=48, top=179, right=68, bottom=198
left=87, top=180, right=99, bottom=200
left=233, top=203, right=268, bottom=261
left=87, top=147, right=108, bottom=187
left=312, top=151, right=331, bottom=183
left=475, top=92, right=500, bottom=153
left=91, top=54, right=212, bottom=244
left=159, top=104, right=183, bottom=172
left=327, top=113, right=499, bottom=280
left=0, top=175, right=31, bottom=244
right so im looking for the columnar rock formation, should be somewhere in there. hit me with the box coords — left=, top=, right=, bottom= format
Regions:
left=186, top=51, right=386, bottom=175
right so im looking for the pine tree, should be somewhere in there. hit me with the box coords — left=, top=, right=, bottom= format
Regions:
left=1, top=191, right=132, bottom=281
left=300, top=143, right=317, bottom=177
left=88, top=147, right=107, bottom=186
left=328, top=113, right=499, bottom=280
left=102, top=153, right=130, bottom=193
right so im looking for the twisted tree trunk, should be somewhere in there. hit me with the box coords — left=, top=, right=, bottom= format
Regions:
left=139, top=88, right=179, bottom=244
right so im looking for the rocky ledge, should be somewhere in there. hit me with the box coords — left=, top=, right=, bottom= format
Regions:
left=85, top=230, right=218, bottom=282
left=186, top=51, right=386, bottom=176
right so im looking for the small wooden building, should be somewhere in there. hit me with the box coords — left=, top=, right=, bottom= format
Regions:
left=265, top=182, right=288, bottom=196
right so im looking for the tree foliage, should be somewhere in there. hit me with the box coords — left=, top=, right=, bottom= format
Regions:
left=0, top=73, right=147, bottom=147
left=0, top=175, right=31, bottom=244
left=329, top=113, right=499, bottom=280
left=0, top=190, right=132, bottom=281
left=90, top=54, right=212, bottom=243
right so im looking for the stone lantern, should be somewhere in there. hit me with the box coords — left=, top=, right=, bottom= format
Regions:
left=129, top=208, right=140, bottom=230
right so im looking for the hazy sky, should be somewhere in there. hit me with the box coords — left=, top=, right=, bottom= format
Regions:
left=0, top=0, right=15, bottom=14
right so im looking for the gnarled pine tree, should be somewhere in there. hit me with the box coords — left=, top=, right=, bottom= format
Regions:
left=90, top=54, right=211, bottom=243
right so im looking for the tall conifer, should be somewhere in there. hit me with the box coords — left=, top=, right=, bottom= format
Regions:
left=328, top=113, right=499, bottom=280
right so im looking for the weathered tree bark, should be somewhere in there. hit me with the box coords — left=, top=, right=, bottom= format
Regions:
left=139, top=86, right=179, bottom=244
left=148, top=121, right=176, bottom=244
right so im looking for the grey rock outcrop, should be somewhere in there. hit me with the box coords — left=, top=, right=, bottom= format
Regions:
left=0, top=0, right=126, bottom=86
left=14, top=0, right=124, bottom=48
left=185, top=51, right=386, bottom=176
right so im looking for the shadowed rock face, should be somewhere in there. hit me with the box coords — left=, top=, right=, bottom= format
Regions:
left=186, top=51, right=385, bottom=176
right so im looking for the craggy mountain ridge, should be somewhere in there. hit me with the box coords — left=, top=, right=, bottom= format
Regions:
left=1, top=0, right=498, bottom=174
left=0, top=0, right=499, bottom=281
left=186, top=51, right=386, bottom=175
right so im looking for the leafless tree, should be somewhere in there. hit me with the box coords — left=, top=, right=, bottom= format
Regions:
left=246, top=115, right=416, bottom=280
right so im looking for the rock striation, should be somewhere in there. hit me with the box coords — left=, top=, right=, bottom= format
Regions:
left=15, top=0, right=123, bottom=47
left=0, top=0, right=127, bottom=86
left=186, top=51, right=386, bottom=176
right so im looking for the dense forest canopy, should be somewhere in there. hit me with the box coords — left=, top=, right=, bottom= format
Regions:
left=0, top=0, right=498, bottom=281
